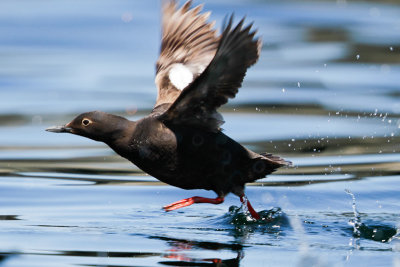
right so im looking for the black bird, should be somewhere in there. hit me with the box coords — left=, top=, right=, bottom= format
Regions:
left=46, top=0, right=290, bottom=220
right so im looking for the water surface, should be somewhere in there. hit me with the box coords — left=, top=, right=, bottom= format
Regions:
left=1, top=0, right=399, bottom=266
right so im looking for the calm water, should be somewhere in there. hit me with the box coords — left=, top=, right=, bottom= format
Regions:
left=1, top=0, right=400, bottom=266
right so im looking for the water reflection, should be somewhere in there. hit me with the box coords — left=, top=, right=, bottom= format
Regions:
left=0, top=252, right=14, bottom=266
left=0, top=215, right=20, bottom=221
left=151, top=236, right=242, bottom=266
left=146, top=208, right=288, bottom=266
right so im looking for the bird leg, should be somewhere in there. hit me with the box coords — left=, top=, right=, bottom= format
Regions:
left=163, top=196, right=224, bottom=212
left=239, top=194, right=260, bottom=220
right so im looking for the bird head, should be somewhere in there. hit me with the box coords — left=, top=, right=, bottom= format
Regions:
left=46, top=111, right=130, bottom=143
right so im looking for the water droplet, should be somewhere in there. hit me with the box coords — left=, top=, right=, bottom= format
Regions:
left=282, top=88, right=286, bottom=93
left=356, top=54, right=360, bottom=60
left=389, top=46, right=393, bottom=51
left=345, top=189, right=361, bottom=237
left=297, top=82, right=301, bottom=88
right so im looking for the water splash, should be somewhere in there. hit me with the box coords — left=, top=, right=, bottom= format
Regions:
left=345, top=189, right=361, bottom=237
left=345, top=189, right=397, bottom=243
left=227, top=206, right=288, bottom=226
left=210, top=206, right=290, bottom=242
left=238, top=195, right=253, bottom=221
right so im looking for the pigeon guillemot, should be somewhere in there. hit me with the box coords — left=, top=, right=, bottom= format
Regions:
left=46, top=0, right=290, bottom=220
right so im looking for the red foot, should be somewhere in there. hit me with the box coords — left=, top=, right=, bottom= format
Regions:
left=240, top=195, right=260, bottom=220
left=163, top=196, right=224, bottom=211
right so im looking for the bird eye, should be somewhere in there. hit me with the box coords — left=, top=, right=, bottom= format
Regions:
left=82, top=118, right=92, bottom=126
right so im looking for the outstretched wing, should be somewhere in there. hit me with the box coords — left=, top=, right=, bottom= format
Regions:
left=154, top=0, right=219, bottom=108
left=159, top=16, right=262, bottom=131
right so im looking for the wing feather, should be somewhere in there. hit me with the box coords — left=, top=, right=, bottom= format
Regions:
left=154, top=0, right=219, bottom=108
left=159, top=15, right=262, bottom=131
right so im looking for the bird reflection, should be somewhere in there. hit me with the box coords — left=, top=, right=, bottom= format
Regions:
left=153, top=207, right=289, bottom=266
left=153, top=235, right=243, bottom=266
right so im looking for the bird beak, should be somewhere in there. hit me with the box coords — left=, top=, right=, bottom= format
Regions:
left=46, top=124, right=72, bottom=133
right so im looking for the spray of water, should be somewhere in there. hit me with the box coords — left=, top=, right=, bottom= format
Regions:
left=345, top=189, right=361, bottom=237
left=239, top=195, right=255, bottom=222
left=345, top=189, right=397, bottom=243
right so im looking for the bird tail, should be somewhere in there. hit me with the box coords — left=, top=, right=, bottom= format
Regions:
left=245, top=152, right=291, bottom=183
left=259, top=152, right=292, bottom=167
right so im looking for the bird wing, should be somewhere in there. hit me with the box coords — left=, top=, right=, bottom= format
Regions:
left=159, top=16, right=262, bottom=132
left=154, top=0, right=219, bottom=108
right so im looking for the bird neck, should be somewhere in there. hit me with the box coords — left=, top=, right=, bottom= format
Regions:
left=105, top=119, right=136, bottom=157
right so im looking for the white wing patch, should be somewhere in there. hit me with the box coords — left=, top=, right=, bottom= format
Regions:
left=168, top=63, right=194, bottom=90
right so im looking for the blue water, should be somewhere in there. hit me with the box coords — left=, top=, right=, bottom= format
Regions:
left=1, top=0, right=399, bottom=266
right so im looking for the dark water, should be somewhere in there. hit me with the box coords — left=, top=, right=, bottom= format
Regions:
left=1, top=0, right=400, bottom=266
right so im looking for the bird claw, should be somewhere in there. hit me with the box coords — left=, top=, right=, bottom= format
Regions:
left=240, top=195, right=261, bottom=220
left=163, top=196, right=224, bottom=212
left=163, top=198, right=195, bottom=211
